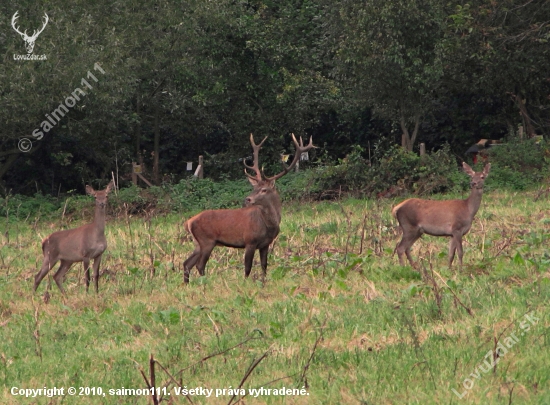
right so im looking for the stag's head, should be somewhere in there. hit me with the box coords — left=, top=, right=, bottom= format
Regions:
left=243, top=133, right=314, bottom=208
left=12, top=11, right=49, bottom=54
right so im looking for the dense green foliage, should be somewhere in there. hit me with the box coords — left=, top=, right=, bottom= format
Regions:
left=1, top=0, right=549, bottom=195
left=1, top=137, right=548, bottom=221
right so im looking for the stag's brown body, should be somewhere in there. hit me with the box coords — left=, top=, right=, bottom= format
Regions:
left=34, top=182, right=113, bottom=294
left=183, top=133, right=313, bottom=283
left=392, top=163, right=490, bottom=269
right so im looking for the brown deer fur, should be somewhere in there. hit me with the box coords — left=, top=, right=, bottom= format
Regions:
left=34, top=181, right=114, bottom=294
left=392, top=163, right=490, bottom=269
left=183, top=133, right=313, bottom=283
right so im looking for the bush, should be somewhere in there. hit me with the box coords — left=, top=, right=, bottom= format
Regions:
left=292, top=143, right=461, bottom=199
left=0, top=193, right=59, bottom=221
left=482, top=138, right=549, bottom=190
left=2, top=139, right=548, bottom=220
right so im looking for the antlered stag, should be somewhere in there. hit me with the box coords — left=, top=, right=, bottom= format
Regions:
left=34, top=181, right=114, bottom=294
left=392, top=162, right=490, bottom=269
left=183, top=133, right=314, bottom=283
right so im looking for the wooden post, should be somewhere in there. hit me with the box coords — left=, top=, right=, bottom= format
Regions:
left=132, top=162, right=137, bottom=185
left=419, top=143, right=426, bottom=156
left=194, top=155, right=204, bottom=179
left=518, top=125, right=524, bottom=140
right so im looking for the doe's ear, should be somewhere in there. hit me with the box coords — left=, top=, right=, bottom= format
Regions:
left=462, top=162, right=475, bottom=177
left=85, top=185, right=95, bottom=196
left=105, top=180, right=115, bottom=194
left=483, top=163, right=491, bottom=176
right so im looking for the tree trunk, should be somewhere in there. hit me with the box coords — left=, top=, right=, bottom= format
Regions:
left=153, top=104, right=160, bottom=185
left=0, top=152, right=19, bottom=185
left=514, top=95, right=536, bottom=138
left=134, top=95, right=141, bottom=156
left=399, top=113, right=421, bottom=152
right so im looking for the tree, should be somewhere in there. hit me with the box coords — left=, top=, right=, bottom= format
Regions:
left=332, top=0, right=446, bottom=151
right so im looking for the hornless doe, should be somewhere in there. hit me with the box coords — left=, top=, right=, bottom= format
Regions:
left=183, top=133, right=314, bottom=283
left=392, top=162, right=490, bottom=269
left=34, top=181, right=114, bottom=294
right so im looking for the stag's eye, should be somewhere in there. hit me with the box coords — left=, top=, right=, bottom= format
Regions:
left=261, top=188, right=268, bottom=193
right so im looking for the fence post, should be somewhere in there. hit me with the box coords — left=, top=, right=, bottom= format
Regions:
left=194, top=155, right=204, bottom=179
left=419, top=143, right=426, bottom=156
left=132, top=162, right=137, bottom=185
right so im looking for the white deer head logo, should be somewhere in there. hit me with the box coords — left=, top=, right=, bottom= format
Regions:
left=11, top=11, right=49, bottom=54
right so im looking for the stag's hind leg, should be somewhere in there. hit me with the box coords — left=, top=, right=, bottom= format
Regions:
left=196, top=242, right=215, bottom=277
left=183, top=250, right=199, bottom=283
left=34, top=255, right=59, bottom=292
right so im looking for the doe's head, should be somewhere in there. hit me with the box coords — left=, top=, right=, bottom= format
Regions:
left=462, top=162, right=491, bottom=189
left=86, top=181, right=114, bottom=208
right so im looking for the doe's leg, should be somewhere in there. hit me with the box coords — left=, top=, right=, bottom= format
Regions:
left=83, top=259, right=91, bottom=292
left=52, top=260, right=74, bottom=296
left=92, top=256, right=102, bottom=292
left=34, top=255, right=58, bottom=292
left=396, top=229, right=422, bottom=268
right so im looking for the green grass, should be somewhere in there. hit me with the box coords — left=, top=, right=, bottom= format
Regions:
left=0, top=190, right=549, bottom=404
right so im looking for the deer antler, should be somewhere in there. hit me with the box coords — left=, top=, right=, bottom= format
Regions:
left=265, top=133, right=315, bottom=182
left=244, top=133, right=268, bottom=182
left=31, top=13, right=49, bottom=40
left=12, top=12, right=48, bottom=39
left=11, top=12, right=27, bottom=37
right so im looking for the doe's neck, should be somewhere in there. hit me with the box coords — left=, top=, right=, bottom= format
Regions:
left=93, top=204, right=107, bottom=233
left=466, top=186, right=484, bottom=217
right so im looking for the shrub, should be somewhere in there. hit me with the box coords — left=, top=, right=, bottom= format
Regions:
left=483, top=138, right=549, bottom=190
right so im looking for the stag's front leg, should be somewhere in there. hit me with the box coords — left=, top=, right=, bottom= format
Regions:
left=244, top=245, right=256, bottom=278
left=259, top=246, right=269, bottom=281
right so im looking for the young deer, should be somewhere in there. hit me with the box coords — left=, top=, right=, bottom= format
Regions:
left=34, top=181, right=114, bottom=294
left=183, top=133, right=314, bottom=283
left=392, top=163, right=490, bottom=269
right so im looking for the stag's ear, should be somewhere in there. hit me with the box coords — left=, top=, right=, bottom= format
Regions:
left=105, top=180, right=114, bottom=194
left=483, top=163, right=491, bottom=176
left=462, top=162, right=475, bottom=177
left=247, top=176, right=260, bottom=187
left=85, top=185, right=96, bottom=196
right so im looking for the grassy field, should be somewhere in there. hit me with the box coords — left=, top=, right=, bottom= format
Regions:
left=0, top=189, right=549, bottom=404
